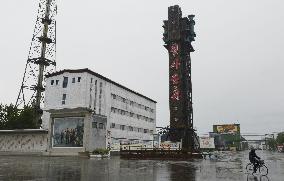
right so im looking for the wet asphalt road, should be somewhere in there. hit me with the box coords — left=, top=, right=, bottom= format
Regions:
left=0, top=151, right=283, bottom=181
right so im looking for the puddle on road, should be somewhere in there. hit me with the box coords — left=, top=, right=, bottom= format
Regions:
left=0, top=151, right=282, bottom=181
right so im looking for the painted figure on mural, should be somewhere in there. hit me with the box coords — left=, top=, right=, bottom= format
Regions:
left=53, top=118, right=84, bottom=147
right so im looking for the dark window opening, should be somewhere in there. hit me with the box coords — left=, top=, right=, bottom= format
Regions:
left=111, top=123, right=115, bottom=128
left=78, top=77, right=81, bottom=82
left=72, top=78, right=75, bottom=83
left=62, top=94, right=66, bottom=105
left=63, top=77, right=68, bottom=88
left=120, top=125, right=125, bottom=130
left=56, top=80, right=59, bottom=85
left=51, top=80, right=54, bottom=85
left=99, top=123, right=104, bottom=129
left=92, top=122, right=97, bottom=128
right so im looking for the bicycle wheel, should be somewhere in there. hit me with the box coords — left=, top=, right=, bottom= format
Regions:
left=246, top=163, right=254, bottom=174
left=259, top=165, right=268, bottom=176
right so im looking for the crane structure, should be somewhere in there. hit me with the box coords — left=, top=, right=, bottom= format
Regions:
left=163, top=5, right=198, bottom=151
left=15, top=0, right=57, bottom=127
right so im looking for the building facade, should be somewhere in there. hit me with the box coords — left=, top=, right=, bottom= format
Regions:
left=43, top=68, right=156, bottom=155
left=210, top=124, right=247, bottom=151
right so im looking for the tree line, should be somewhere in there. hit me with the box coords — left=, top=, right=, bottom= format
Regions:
left=0, top=103, right=37, bottom=130
left=267, top=132, right=284, bottom=151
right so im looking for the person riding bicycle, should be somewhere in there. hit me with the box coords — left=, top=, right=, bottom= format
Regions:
left=249, top=148, right=261, bottom=173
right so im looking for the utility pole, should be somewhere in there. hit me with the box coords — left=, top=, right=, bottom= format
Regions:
left=16, top=0, right=57, bottom=127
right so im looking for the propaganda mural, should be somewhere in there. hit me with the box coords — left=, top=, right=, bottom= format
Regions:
left=53, top=117, right=84, bottom=147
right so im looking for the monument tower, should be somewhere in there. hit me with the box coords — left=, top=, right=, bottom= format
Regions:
left=163, top=5, right=197, bottom=150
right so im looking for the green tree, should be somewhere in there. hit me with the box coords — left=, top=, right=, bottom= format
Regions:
left=0, top=103, right=37, bottom=130
left=266, top=138, right=277, bottom=151
left=276, top=133, right=284, bottom=145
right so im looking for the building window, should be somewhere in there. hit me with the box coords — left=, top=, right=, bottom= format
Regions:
left=99, top=123, right=104, bottom=129
left=78, top=77, right=81, bottom=82
left=150, top=130, right=153, bottom=134
left=94, top=80, right=97, bottom=112
left=144, top=129, right=148, bottom=133
left=72, top=78, right=75, bottom=83
left=138, top=128, right=142, bottom=133
left=62, top=94, right=66, bottom=105
left=63, top=77, right=68, bottom=88
left=120, top=125, right=125, bottom=130
left=91, top=78, right=93, bottom=83
left=99, top=82, right=103, bottom=114
left=129, top=126, right=133, bottom=132
left=111, top=107, right=117, bottom=113
left=51, top=80, right=54, bottom=85
left=111, top=123, right=115, bottom=128
left=92, top=122, right=97, bottom=128
left=56, top=80, right=59, bottom=85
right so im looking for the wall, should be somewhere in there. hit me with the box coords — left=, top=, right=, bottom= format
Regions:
left=0, top=130, right=48, bottom=153
left=44, top=72, right=88, bottom=110
left=104, top=76, right=156, bottom=142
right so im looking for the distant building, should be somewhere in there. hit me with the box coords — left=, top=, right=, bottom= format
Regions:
left=210, top=124, right=247, bottom=151
left=42, top=68, right=156, bottom=155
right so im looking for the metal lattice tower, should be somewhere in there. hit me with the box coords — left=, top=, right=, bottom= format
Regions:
left=15, top=0, right=57, bottom=126
left=163, top=5, right=198, bottom=150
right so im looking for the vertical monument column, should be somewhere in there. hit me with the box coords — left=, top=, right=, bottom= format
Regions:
left=163, top=5, right=196, bottom=150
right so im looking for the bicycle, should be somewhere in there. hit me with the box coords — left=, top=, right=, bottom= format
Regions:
left=246, top=160, right=268, bottom=176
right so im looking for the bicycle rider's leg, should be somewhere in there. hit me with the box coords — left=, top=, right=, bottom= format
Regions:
left=253, top=161, right=257, bottom=173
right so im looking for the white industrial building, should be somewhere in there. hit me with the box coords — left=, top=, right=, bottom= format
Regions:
left=42, top=68, right=156, bottom=155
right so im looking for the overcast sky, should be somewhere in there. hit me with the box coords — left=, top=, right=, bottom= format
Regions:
left=0, top=0, right=283, bottom=135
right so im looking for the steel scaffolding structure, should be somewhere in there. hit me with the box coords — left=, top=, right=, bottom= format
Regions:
left=15, top=0, right=57, bottom=127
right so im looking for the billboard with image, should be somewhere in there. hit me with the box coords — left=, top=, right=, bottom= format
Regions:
left=214, top=124, right=240, bottom=134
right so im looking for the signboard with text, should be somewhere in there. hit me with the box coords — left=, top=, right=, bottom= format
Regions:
left=199, top=137, right=215, bottom=149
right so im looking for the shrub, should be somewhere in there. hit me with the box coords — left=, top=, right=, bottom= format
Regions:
left=92, top=148, right=109, bottom=155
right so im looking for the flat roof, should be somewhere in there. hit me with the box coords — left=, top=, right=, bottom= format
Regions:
left=46, top=68, right=157, bottom=103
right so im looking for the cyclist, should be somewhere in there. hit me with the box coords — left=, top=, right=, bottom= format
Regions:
left=249, top=148, right=261, bottom=173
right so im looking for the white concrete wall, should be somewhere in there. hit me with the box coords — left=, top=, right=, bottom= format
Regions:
left=44, top=72, right=88, bottom=110
left=0, top=133, right=48, bottom=152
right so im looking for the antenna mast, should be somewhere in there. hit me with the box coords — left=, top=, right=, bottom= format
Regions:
left=16, top=0, right=57, bottom=127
